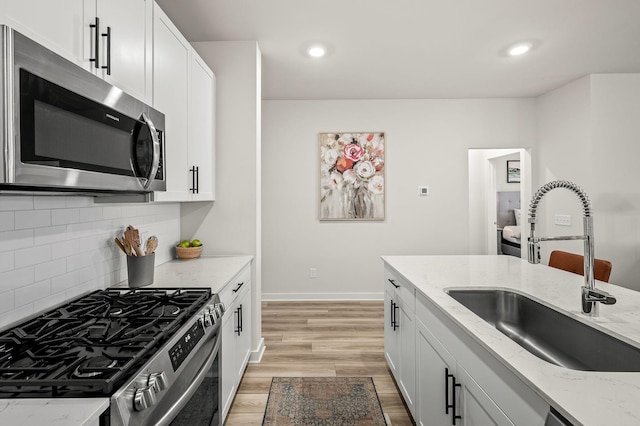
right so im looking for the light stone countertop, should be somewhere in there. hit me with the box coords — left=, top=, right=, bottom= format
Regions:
left=119, top=255, right=254, bottom=291
left=0, top=255, right=253, bottom=425
left=382, top=254, right=640, bottom=426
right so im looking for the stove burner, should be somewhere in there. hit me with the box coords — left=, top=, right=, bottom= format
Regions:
left=74, top=356, right=118, bottom=378
left=153, top=305, right=181, bottom=316
left=0, top=287, right=213, bottom=398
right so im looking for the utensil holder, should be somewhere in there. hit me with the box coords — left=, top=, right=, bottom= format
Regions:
left=127, top=253, right=155, bottom=288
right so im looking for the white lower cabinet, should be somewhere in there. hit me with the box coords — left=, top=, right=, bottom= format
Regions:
left=220, top=265, right=252, bottom=422
left=416, top=318, right=456, bottom=426
left=384, top=264, right=548, bottom=426
left=384, top=268, right=416, bottom=416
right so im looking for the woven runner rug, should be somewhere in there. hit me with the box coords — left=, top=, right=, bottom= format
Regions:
left=262, top=377, right=387, bottom=426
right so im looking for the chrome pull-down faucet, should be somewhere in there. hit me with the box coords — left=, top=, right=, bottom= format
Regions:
left=527, top=180, right=616, bottom=316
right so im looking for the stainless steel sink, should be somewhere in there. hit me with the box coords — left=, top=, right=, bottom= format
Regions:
left=446, top=289, right=640, bottom=372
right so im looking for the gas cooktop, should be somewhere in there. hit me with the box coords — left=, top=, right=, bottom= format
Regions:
left=0, top=287, right=212, bottom=398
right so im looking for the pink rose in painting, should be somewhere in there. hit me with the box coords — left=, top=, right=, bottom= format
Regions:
left=336, top=157, right=354, bottom=172
left=344, top=143, right=364, bottom=162
left=354, top=161, right=375, bottom=180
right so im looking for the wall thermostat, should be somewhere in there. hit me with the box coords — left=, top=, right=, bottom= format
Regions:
left=418, top=186, right=429, bottom=196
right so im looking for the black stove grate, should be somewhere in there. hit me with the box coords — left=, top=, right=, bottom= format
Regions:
left=0, top=287, right=211, bottom=397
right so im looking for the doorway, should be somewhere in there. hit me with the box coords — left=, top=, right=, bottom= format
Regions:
left=468, top=148, right=531, bottom=257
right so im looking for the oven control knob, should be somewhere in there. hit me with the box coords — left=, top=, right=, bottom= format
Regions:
left=148, top=371, right=168, bottom=393
left=203, top=310, right=213, bottom=327
left=213, top=303, right=224, bottom=319
left=133, top=386, right=157, bottom=411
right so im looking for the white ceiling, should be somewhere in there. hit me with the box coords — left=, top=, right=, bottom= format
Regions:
left=155, top=0, right=640, bottom=100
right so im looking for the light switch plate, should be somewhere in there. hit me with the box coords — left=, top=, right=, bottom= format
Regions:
left=554, top=214, right=571, bottom=227
left=418, top=186, right=429, bottom=196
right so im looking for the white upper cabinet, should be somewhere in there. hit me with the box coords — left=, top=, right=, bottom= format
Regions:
left=1, top=0, right=152, bottom=103
left=1, top=0, right=87, bottom=67
left=84, top=0, right=153, bottom=103
left=188, top=55, right=215, bottom=201
left=152, top=2, right=215, bottom=202
left=151, top=4, right=190, bottom=202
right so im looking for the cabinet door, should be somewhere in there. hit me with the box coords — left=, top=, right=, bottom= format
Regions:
left=221, top=307, right=238, bottom=422
left=383, top=287, right=399, bottom=375
left=236, top=283, right=252, bottom=377
left=416, top=319, right=456, bottom=426
left=188, top=55, right=215, bottom=201
left=458, top=365, right=515, bottom=426
left=397, top=299, right=415, bottom=415
left=1, top=0, right=87, bottom=67
left=94, top=0, right=151, bottom=102
left=151, top=4, right=190, bottom=202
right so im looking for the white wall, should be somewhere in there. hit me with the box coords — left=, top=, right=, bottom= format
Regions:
left=535, top=73, right=640, bottom=289
left=262, top=99, right=535, bottom=299
left=0, top=195, right=180, bottom=329
left=186, top=41, right=263, bottom=355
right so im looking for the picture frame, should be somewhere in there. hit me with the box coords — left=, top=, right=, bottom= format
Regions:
left=507, top=160, right=521, bottom=183
left=319, top=132, right=385, bottom=221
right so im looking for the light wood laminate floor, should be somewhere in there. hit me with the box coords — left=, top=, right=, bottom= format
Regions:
left=224, top=300, right=414, bottom=425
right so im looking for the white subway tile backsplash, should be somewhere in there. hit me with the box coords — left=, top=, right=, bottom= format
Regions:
left=34, top=259, right=67, bottom=282
left=0, top=252, right=13, bottom=272
left=0, top=196, right=33, bottom=211
left=14, top=245, right=51, bottom=268
left=52, top=208, right=80, bottom=225
left=0, top=266, right=34, bottom=292
left=0, top=229, right=34, bottom=252
left=0, top=195, right=181, bottom=330
left=14, top=279, right=51, bottom=307
left=15, top=209, right=51, bottom=229
left=34, top=225, right=67, bottom=246
left=34, top=197, right=66, bottom=210
left=0, top=212, right=14, bottom=231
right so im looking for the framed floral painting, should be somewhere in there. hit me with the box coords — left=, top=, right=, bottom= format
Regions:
left=319, top=132, right=385, bottom=220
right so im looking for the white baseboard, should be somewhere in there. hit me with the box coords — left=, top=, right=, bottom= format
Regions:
left=250, top=337, right=265, bottom=363
left=261, top=292, right=384, bottom=301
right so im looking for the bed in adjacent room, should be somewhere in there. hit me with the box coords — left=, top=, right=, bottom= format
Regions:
left=497, top=191, right=521, bottom=257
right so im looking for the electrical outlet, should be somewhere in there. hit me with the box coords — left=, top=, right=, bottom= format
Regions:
left=418, top=186, right=429, bottom=196
left=554, top=214, right=571, bottom=227
left=310, top=268, right=317, bottom=279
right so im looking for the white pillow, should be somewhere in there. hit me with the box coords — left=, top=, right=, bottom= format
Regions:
left=514, top=208, right=521, bottom=226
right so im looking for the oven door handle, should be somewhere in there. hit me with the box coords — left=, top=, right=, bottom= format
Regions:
left=140, top=112, right=161, bottom=190
left=154, top=334, right=220, bottom=426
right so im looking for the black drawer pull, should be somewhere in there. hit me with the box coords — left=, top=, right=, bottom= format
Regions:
left=388, top=278, right=400, bottom=289
left=232, top=282, right=244, bottom=293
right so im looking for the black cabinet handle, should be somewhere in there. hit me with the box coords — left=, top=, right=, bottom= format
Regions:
left=239, top=304, right=243, bottom=334
left=189, top=166, right=199, bottom=193
left=235, top=305, right=242, bottom=336
left=388, top=278, right=400, bottom=289
left=445, top=368, right=462, bottom=425
left=89, top=17, right=100, bottom=68
left=232, top=282, right=244, bottom=293
left=392, top=300, right=399, bottom=330
left=101, top=26, right=111, bottom=75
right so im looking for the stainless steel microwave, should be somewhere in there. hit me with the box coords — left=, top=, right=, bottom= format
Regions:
left=0, top=25, right=165, bottom=194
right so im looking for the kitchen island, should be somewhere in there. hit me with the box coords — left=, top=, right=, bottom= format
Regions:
left=383, top=255, right=640, bottom=426
left=0, top=255, right=253, bottom=426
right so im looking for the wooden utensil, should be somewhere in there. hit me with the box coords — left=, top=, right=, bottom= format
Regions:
left=114, top=237, right=127, bottom=254
left=145, top=236, right=158, bottom=255
left=124, top=225, right=145, bottom=257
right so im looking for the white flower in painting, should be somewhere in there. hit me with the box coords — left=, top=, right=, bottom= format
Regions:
left=368, top=175, right=384, bottom=194
left=343, top=169, right=357, bottom=185
left=329, top=171, right=344, bottom=190
left=354, top=161, right=375, bottom=180
left=322, top=148, right=339, bottom=165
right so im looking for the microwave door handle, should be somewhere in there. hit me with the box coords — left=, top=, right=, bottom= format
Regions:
left=140, top=113, right=160, bottom=190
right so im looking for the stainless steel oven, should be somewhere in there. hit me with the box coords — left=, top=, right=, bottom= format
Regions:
left=0, top=25, right=166, bottom=194
left=0, top=288, right=223, bottom=426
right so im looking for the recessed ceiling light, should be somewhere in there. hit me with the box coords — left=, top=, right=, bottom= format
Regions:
left=508, top=43, right=532, bottom=57
left=308, top=46, right=326, bottom=58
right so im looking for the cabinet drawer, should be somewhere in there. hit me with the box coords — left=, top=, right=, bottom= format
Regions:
left=384, top=267, right=415, bottom=312
left=219, top=265, right=251, bottom=309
